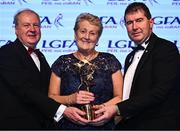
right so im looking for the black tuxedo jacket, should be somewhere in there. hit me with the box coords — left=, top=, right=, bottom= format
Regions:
left=0, top=39, right=59, bottom=129
left=117, top=33, right=180, bottom=129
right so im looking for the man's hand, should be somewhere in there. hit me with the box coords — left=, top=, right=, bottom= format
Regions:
left=63, top=106, right=90, bottom=125
left=90, top=105, right=118, bottom=126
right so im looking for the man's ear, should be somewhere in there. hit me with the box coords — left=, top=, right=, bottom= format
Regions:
left=149, top=18, right=154, bottom=29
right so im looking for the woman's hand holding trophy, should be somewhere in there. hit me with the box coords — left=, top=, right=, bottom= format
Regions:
left=71, top=60, right=106, bottom=124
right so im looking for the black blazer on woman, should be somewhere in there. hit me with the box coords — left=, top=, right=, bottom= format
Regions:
left=0, top=39, right=59, bottom=129
left=117, top=33, right=180, bottom=129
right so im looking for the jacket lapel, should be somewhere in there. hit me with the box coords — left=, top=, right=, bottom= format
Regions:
left=14, top=39, right=40, bottom=73
left=130, top=33, right=158, bottom=93
left=132, top=46, right=151, bottom=82
left=34, top=49, right=48, bottom=72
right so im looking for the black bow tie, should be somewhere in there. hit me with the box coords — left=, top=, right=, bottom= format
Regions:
left=28, top=47, right=39, bottom=54
left=131, top=45, right=145, bottom=52
left=125, top=44, right=145, bottom=70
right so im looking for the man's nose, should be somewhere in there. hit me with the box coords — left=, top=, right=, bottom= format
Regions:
left=132, top=22, right=138, bottom=30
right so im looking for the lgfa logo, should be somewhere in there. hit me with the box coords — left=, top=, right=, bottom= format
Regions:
left=119, top=17, right=125, bottom=29
left=0, top=0, right=15, bottom=5
left=17, top=0, right=28, bottom=5
left=153, top=16, right=180, bottom=25
left=0, top=0, right=28, bottom=6
left=148, top=0, right=158, bottom=5
left=41, top=39, right=77, bottom=48
left=83, top=0, right=94, bottom=6
left=172, top=0, right=180, bottom=6
left=54, top=13, right=64, bottom=28
left=40, top=13, right=64, bottom=29
left=100, top=16, right=121, bottom=29
left=12, top=14, right=64, bottom=29
left=119, top=16, right=180, bottom=29
left=153, top=16, right=180, bottom=29
left=107, top=0, right=158, bottom=6
left=41, top=0, right=94, bottom=6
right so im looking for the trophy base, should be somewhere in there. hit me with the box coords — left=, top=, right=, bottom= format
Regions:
left=81, top=104, right=95, bottom=120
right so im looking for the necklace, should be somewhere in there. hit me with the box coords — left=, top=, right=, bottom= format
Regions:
left=76, top=51, right=97, bottom=62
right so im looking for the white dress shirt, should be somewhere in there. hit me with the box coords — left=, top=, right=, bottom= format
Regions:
left=123, top=42, right=148, bottom=101
left=54, top=105, right=67, bottom=122
left=24, top=45, right=40, bottom=71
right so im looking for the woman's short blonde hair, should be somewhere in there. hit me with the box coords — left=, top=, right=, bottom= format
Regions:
left=74, top=13, right=103, bottom=38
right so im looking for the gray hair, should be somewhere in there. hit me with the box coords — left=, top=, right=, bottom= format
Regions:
left=14, top=9, right=40, bottom=27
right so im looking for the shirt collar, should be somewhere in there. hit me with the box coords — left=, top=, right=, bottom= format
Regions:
left=136, top=37, right=150, bottom=50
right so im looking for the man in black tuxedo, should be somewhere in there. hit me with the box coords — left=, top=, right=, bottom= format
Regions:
left=92, top=2, right=180, bottom=129
left=0, top=9, right=89, bottom=129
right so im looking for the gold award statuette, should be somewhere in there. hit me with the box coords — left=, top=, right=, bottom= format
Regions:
left=81, top=102, right=95, bottom=120
left=74, top=59, right=97, bottom=120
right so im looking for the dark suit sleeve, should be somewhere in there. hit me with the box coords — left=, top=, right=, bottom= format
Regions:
left=118, top=39, right=180, bottom=120
left=0, top=46, right=60, bottom=119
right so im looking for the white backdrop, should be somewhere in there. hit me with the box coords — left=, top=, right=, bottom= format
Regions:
left=0, top=0, right=180, bottom=69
